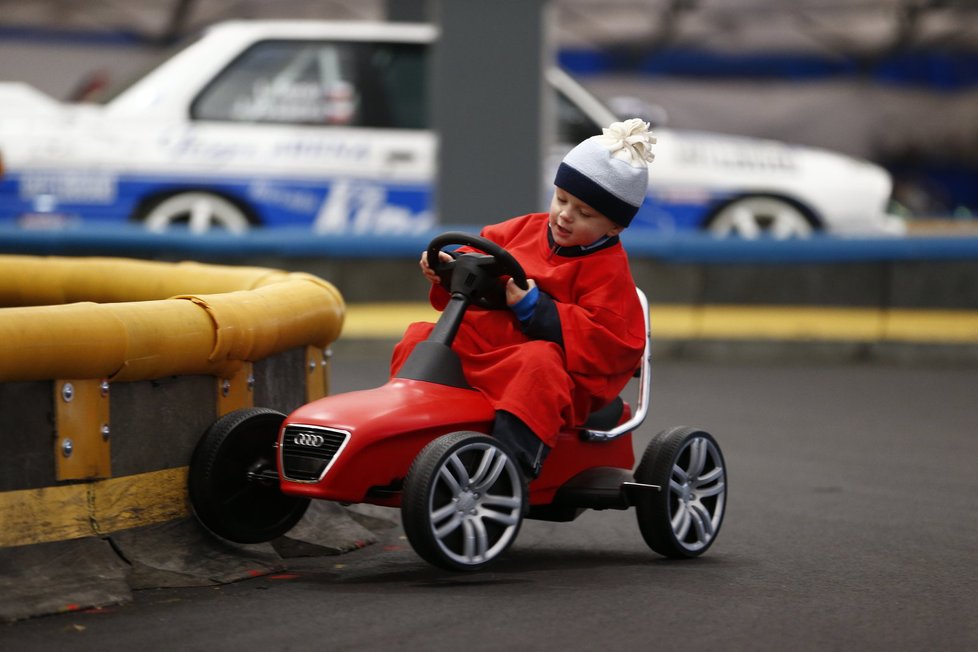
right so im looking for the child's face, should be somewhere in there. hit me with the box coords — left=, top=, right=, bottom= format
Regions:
left=548, top=187, right=623, bottom=248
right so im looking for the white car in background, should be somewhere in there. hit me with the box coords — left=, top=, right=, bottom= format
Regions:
left=0, top=20, right=904, bottom=238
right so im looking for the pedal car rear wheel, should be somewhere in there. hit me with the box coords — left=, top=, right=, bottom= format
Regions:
left=634, top=426, right=727, bottom=558
left=189, top=407, right=309, bottom=544
left=402, top=432, right=525, bottom=571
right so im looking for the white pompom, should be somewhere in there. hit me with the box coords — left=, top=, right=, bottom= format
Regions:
left=595, top=118, right=656, bottom=166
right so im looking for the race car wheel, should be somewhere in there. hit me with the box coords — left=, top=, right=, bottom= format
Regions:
left=402, top=432, right=525, bottom=571
left=140, top=191, right=252, bottom=234
left=708, top=196, right=815, bottom=239
left=634, top=426, right=726, bottom=558
left=189, top=407, right=309, bottom=544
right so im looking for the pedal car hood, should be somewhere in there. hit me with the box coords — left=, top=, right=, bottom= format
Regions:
left=278, top=378, right=495, bottom=504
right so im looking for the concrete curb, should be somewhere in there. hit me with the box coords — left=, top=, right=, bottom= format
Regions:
left=0, top=504, right=400, bottom=622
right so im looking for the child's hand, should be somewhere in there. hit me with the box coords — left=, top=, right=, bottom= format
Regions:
left=419, top=250, right=453, bottom=284
left=505, top=277, right=536, bottom=306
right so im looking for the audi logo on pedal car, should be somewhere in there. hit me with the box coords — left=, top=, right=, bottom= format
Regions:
left=294, top=432, right=325, bottom=447
left=279, top=425, right=351, bottom=483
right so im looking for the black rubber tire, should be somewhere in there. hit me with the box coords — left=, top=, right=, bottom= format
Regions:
left=634, top=426, right=727, bottom=558
left=402, top=432, right=525, bottom=571
left=189, top=407, right=309, bottom=544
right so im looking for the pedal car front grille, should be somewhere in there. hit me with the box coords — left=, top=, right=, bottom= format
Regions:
left=280, top=424, right=349, bottom=483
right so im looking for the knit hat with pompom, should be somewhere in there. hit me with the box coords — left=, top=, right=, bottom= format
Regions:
left=553, top=118, right=655, bottom=227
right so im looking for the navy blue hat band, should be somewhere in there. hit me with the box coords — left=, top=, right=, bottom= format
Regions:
left=554, top=162, right=637, bottom=227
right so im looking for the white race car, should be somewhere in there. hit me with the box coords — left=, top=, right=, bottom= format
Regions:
left=0, top=19, right=904, bottom=237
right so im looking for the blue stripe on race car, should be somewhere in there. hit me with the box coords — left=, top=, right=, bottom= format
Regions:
left=0, top=172, right=436, bottom=232
left=2, top=170, right=713, bottom=234
left=0, top=175, right=136, bottom=227
left=632, top=197, right=713, bottom=232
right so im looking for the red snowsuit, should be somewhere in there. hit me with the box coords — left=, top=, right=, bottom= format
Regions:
left=390, top=213, right=645, bottom=447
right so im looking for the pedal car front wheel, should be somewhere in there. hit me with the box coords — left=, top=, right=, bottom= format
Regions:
left=189, top=407, right=310, bottom=544
left=402, top=432, right=526, bottom=571
left=634, top=426, right=727, bottom=558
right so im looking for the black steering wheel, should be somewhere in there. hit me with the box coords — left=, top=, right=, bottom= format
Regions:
left=426, top=232, right=528, bottom=309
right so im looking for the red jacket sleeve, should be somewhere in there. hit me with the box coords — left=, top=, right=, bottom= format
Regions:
left=556, top=269, right=645, bottom=378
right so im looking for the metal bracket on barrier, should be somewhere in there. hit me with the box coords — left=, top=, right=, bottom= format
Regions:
left=305, top=346, right=331, bottom=403
left=217, top=362, right=254, bottom=416
left=55, top=378, right=111, bottom=480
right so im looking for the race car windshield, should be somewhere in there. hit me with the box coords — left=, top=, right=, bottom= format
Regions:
left=190, top=39, right=428, bottom=129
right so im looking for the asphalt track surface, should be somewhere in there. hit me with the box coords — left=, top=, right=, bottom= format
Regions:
left=2, top=341, right=975, bottom=651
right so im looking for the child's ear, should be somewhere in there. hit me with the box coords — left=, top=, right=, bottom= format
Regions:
left=607, top=224, right=624, bottom=237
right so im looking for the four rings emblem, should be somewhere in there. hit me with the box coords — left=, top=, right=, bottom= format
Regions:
left=294, top=432, right=325, bottom=447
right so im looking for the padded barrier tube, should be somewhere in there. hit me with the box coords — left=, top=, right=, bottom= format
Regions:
left=0, top=303, right=129, bottom=381
left=0, top=256, right=292, bottom=307
left=173, top=280, right=345, bottom=370
left=0, top=256, right=345, bottom=382
left=104, top=299, right=235, bottom=382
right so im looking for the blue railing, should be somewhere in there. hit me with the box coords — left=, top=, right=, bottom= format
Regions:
left=3, top=225, right=978, bottom=264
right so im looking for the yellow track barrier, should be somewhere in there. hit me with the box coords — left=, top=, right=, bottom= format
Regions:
left=0, top=255, right=346, bottom=553
left=0, top=256, right=344, bottom=382
left=0, top=468, right=189, bottom=548
left=341, top=302, right=978, bottom=344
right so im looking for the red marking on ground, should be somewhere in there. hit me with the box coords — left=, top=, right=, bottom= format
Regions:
left=383, top=545, right=403, bottom=552
left=247, top=569, right=265, bottom=577
left=268, top=573, right=299, bottom=580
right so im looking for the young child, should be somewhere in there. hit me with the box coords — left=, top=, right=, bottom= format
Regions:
left=390, top=119, right=654, bottom=478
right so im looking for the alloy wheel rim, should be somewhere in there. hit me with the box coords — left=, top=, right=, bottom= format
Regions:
left=668, top=436, right=726, bottom=552
left=428, top=442, right=523, bottom=566
left=712, top=197, right=812, bottom=238
left=145, top=193, right=250, bottom=233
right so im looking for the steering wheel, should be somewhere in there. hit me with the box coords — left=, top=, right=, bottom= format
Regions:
left=426, top=232, right=528, bottom=309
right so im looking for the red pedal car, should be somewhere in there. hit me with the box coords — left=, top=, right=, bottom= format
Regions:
left=189, top=233, right=727, bottom=570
